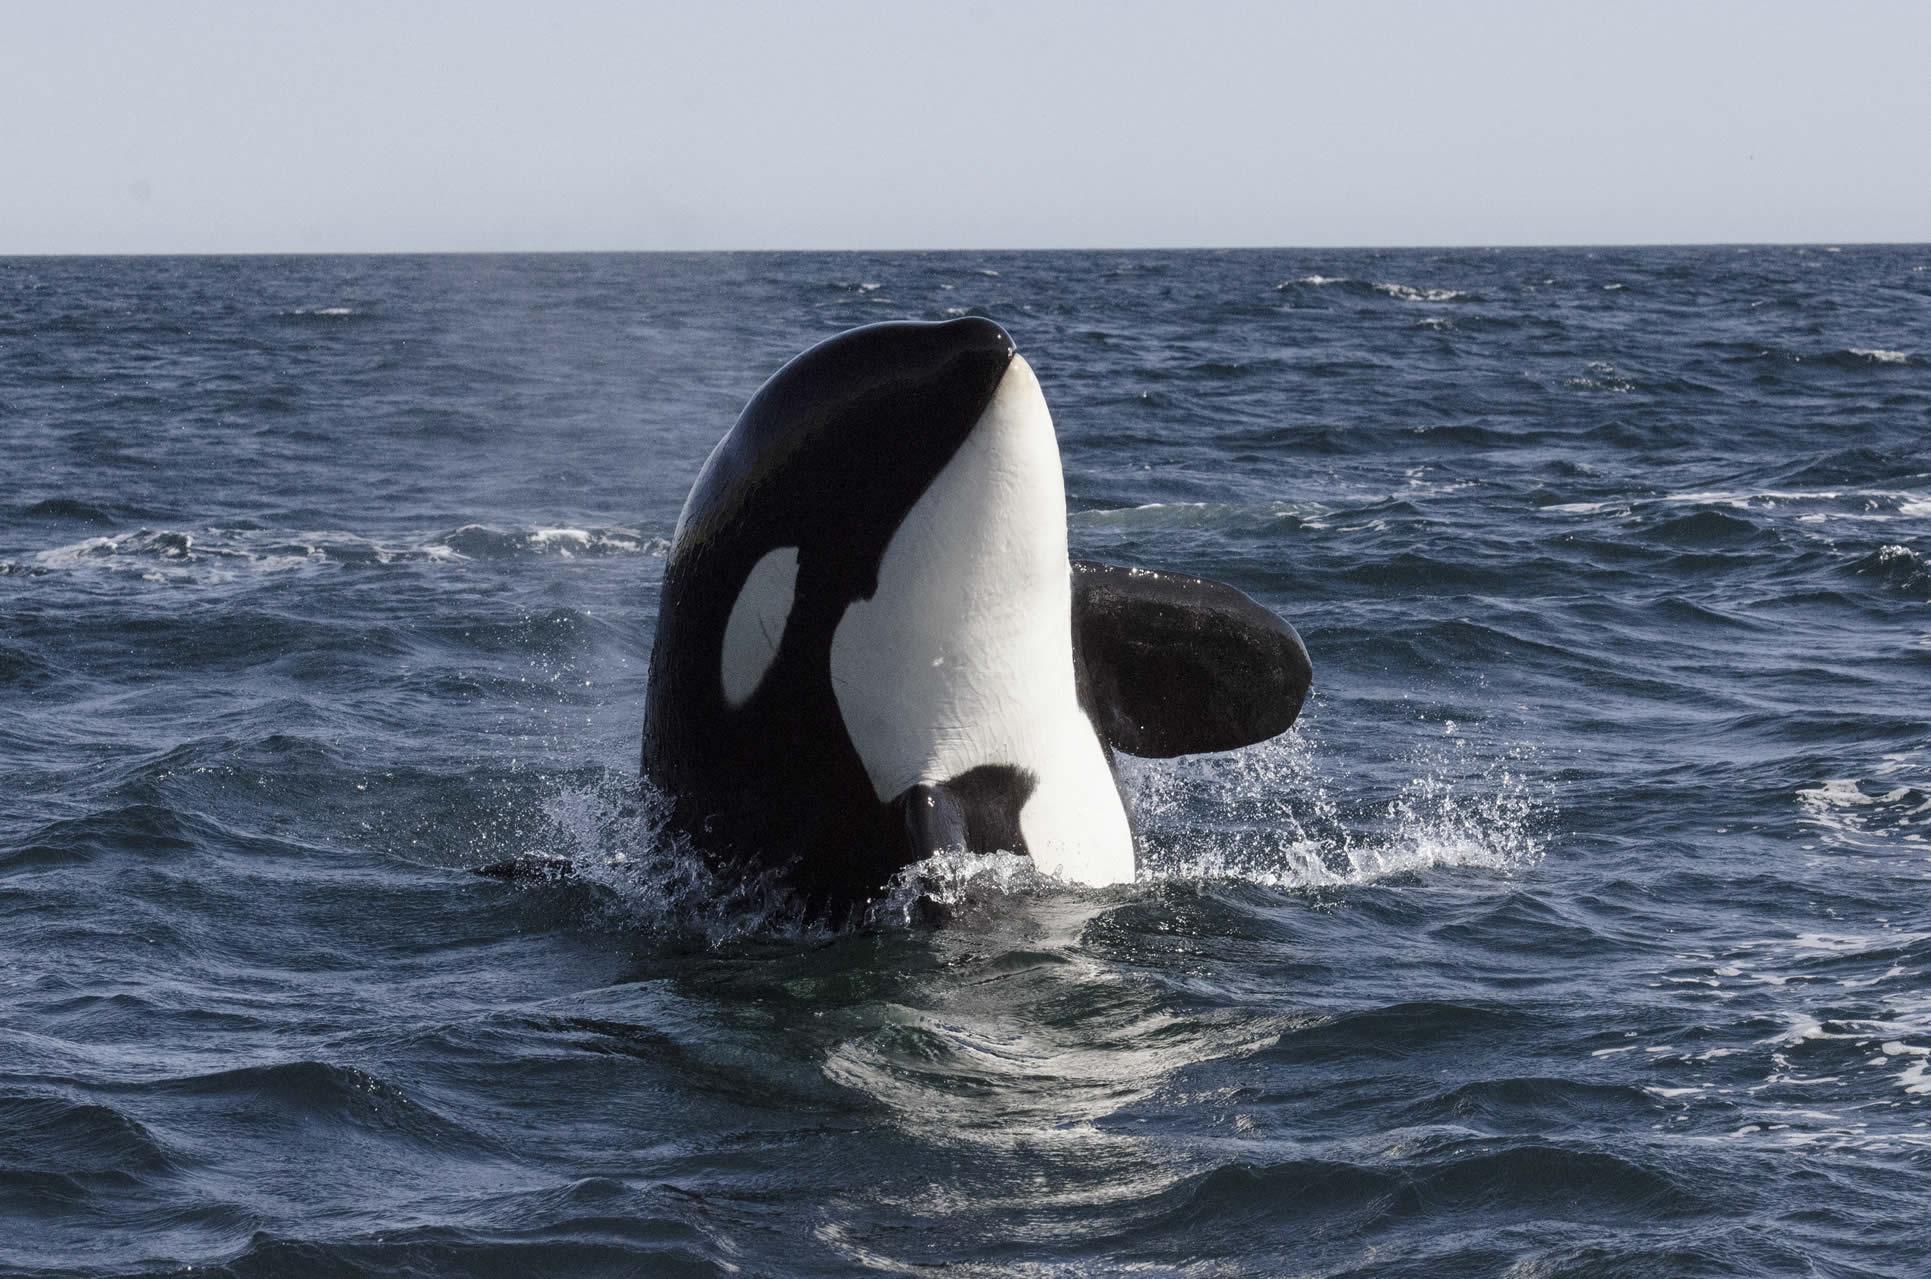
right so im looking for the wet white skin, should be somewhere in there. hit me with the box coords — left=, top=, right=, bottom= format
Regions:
left=827, top=356, right=1135, bottom=886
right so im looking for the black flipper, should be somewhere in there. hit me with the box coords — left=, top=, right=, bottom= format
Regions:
left=890, top=764, right=1036, bottom=859
left=896, top=782, right=972, bottom=859
left=1071, top=560, right=1311, bottom=758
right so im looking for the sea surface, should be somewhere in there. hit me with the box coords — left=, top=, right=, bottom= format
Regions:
left=3, top=247, right=1930, bottom=1277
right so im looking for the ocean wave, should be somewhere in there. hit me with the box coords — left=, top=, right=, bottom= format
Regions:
left=1276, top=275, right=1476, bottom=303
left=31, top=528, right=367, bottom=584
left=36, top=529, right=204, bottom=569
left=1564, top=359, right=1636, bottom=393
left=1707, top=342, right=1917, bottom=371
left=1538, top=499, right=1626, bottom=516
left=436, top=524, right=666, bottom=561
left=21, top=497, right=118, bottom=524
left=148, top=1059, right=501, bottom=1158
left=24, top=523, right=666, bottom=584
left=0, top=1095, right=176, bottom=1179
left=1534, top=487, right=1931, bottom=533
left=1071, top=498, right=1331, bottom=532
left=1797, top=751, right=1930, bottom=854
left=199, top=1228, right=728, bottom=1278
left=1850, top=543, right=1931, bottom=595
left=1372, top=281, right=1473, bottom=303
left=1643, top=508, right=1765, bottom=546
left=1124, top=1141, right=1692, bottom=1251
left=6, top=804, right=195, bottom=873
left=1774, top=446, right=1931, bottom=487
left=1651, top=925, right=1931, bottom=1123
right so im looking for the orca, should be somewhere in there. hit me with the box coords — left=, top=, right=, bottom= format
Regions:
left=519, top=319, right=1309, bottom=918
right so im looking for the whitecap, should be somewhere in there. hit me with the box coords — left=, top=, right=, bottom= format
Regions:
left=1797, top=755, right=1931, bottom=853
left=439, top=524, right=665, bottom=560
left=1372, top=281, right=1469, bottom=303
left=1849, top=348, right=1909, bottom=364
left=27, top=522, right=667, bottom=585
left=35, top=534, right=126, bottom=569
left=1797, top=779, right=1879, bottom=809
left=35, top=529, right=212, bottom=570
left=1070, top=498, right=1331, bottom=532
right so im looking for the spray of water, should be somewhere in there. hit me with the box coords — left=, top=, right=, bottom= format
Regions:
left=1125, top=721, right=1546, bottom=888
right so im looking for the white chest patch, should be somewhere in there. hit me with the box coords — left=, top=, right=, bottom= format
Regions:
left=720, top=545, right=799, bottom=708
left=827, top=357, right=1135, bottom=886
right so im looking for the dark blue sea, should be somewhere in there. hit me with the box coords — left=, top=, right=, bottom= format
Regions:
left=4, top=247, right=1930, bottom=1277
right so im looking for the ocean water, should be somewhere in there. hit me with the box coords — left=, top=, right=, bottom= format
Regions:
left=3, top=246, right=1929, bottom=1277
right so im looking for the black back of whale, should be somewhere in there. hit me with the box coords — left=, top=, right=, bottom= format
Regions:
left=638, top=318, right=1311, bottom=918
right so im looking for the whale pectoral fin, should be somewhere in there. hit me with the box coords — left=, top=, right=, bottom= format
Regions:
left=1071, top=560, right=1312, bottom=758
left=895, top=782, right=972, bottom=859
left=890, top=765, right=1036, bottom=859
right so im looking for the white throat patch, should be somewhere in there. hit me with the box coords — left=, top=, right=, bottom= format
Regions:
left=827, top=357, right=1134, bottom=886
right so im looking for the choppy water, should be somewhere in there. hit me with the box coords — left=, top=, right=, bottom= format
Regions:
left=4, top=247, right=1930, bottom=1276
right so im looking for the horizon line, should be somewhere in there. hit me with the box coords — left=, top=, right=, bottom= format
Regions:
left=5, top=239, right=1930, bottom=261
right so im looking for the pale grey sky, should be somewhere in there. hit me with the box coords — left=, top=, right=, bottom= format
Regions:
left=5, top=0, right=1927, bottom=253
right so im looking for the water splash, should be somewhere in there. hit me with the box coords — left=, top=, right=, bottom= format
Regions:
left=485, top=770, right=819, bottom=940
left=1128, top=725, right=1548, bottom=888
left=501, top=719, right=1551, bottom=939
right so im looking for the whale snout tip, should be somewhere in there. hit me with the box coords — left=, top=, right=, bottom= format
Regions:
left=939, top=314, right=1016, bottom=359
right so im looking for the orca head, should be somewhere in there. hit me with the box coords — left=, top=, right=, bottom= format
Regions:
left=669, top=318, right=1019, bottom=581
left=649, top=318, right=1136, bottom=891
left=654, top=320, right=1019, bottom=727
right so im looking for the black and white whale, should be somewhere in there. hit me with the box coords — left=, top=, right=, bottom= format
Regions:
left=625, top=318, right=1310, bottom=917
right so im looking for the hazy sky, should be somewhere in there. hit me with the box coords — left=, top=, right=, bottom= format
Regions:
left=6, top=0, right=1927, bottom=253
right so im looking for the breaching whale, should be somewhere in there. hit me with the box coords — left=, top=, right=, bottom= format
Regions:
left=629, top=318, right=1311, bottom=918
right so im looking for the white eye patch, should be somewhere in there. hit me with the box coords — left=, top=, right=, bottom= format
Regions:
left=720, top=545, right=799, bottom=708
